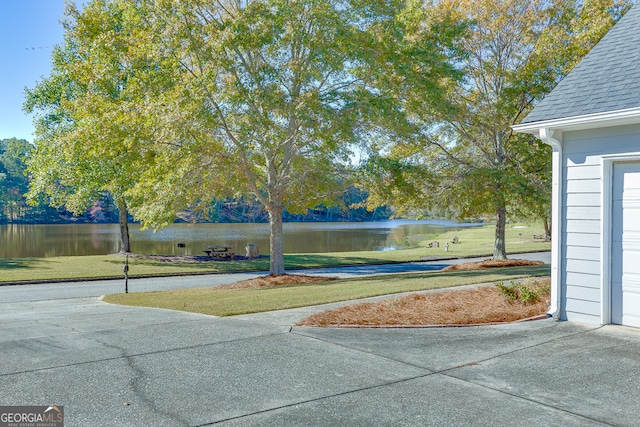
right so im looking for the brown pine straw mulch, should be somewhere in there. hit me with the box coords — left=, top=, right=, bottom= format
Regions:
left=442, top=258, right=543, bottom=271
left=216, top=274, right=338, bottom=290
left=296, top=280, right=550, bottom=328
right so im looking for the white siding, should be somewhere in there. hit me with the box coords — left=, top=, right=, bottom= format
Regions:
left=562, top=145, right=602, bottom=322
left=566, top=164, right=601, bottom=180
left=565, top=245, right=600, bottom=260
left=565, top=219, right=599, bottom=233
left=565, top=192, right=600, bottom=206
left=565, top=178, right=599, bottom=193
left=565, top=271, right=599, bottom=285
left=565, top=258, right=600, bottom=275
left=560, top=124, right=640, bottom=323
left=565, top=206, right=600, bottom=220
left=565, top=232, right=600, bottom=247
left=566, top=284, right=601, bottom=301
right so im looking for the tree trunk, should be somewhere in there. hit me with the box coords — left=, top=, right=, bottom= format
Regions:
left=117, top=199, right=131, bottom=253
left=544, top=216, right=552, bottom=241
left=493, top=206, right=507, bottom=260
left=268, top=204, right=285, bottom=275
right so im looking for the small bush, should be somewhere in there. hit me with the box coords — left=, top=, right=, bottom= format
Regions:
left=496, top=279, right=550, bottom=305
left=496, top=281, right=519, bottom=301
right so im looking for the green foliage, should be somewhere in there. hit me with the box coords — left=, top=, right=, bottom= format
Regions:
left=107, top=0, right=386, bottom=273
left=496, top=281, right=520, bottom=301
left=359, top=0, right=633, bottom=259
left=0, top=138, right=31, bottom=177
left=22, top=0, right=165, bottom=249
left=23, top=0, right=629, bottom=269
left=208, top=185, right=391, bottom=223
left=0, top=138, right=33, bottom=222
left=25, top=0, right=404, bottom=273
left=23, top=0, right=144, bottom=217
left=496, top=279, right=550, bottom=304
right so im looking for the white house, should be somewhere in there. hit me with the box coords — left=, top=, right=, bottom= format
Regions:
left=513, top=5, right=640, bottom=326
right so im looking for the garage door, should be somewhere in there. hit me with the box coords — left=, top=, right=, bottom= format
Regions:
left=611, top=162, right=640, bottom=327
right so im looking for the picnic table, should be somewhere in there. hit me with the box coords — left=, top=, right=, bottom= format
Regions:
left=203, top=245, right=235, bottom=259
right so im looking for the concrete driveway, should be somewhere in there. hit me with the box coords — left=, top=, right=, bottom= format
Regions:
left=2, top=289, right=640, bottom=426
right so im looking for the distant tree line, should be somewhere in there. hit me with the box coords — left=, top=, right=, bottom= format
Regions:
left=1, top=138, right=117, bottom=223
left=1, top=138, right=391, bottom=224
left=207, top=187, right=392, bottom=223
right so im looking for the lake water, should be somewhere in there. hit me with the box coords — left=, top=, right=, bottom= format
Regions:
left=0, top=220, right=480, bottom=258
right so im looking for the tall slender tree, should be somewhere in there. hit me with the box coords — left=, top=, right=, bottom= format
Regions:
left=23, top=0, right=155, bottom=252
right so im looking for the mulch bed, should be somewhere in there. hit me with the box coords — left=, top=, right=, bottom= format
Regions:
left=215, top=274, right=338, bottom=290
left=442, top=258, right=543, bottom=271
left=296, top=280, right=550, bottom=327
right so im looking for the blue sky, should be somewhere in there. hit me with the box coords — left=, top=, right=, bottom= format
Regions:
left=0, top=1, right=67, bottom=141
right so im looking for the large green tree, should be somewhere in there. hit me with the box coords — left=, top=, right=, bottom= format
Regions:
left=26, top=0, right=372, bottom=272
left=130, top=0, right=466, bottom=273
left=361, top=0, right=632, bottom=259
left=116, top=0, right=406, bottom=274
left=23, top=0, right=161, bottom=252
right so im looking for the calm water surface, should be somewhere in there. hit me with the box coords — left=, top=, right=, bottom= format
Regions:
left=0, top=220, right=479, bottom=257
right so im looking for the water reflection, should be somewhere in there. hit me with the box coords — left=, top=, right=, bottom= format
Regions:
left=0, top=220, right=479, bottom=258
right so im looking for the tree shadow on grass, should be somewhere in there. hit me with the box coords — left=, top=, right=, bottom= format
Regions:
left=0, top=258, right=49, bottom=270
left=103, top=253, right=384, bottom=271
left=283, top=254, right=391, bottom=269
left=397, top=264, right=551, bottom=281
left=103, top=255, right=270, bottom=271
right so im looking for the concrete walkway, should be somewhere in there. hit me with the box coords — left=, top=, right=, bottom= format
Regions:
left=2, top=292, right=640, bottom=426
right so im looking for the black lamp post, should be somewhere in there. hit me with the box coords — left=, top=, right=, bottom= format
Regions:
left=122, top=255, right=129, bottom=294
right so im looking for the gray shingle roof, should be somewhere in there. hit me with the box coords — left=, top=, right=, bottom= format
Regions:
left=521, top=5, right=640, bottom=124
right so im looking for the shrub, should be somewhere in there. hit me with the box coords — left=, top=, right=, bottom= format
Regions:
left=496, top=279, right=550, bottom=304
left=496, top=281, right=519, bottom=301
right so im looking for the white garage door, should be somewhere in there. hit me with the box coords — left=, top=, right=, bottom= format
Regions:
left=611, top=162, right=640, bottom=327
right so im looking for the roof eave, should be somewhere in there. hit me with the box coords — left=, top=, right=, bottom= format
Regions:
left=512, top=107, right=640, bottom=137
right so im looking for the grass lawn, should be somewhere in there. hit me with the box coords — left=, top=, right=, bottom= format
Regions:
left=0, top=255, right=271, bottom=283
left=0, top=223, right=550, bottom=283
left=102, top=264, right=550, bottom=317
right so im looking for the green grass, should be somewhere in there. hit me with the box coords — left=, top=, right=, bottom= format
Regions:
left=103, top=264, right=550, bottom=317
left=412, top=223, right=550, bottom=258
left=0, top=223, right=550, bottom=283
left=0, top=255, right=267, bottom=283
